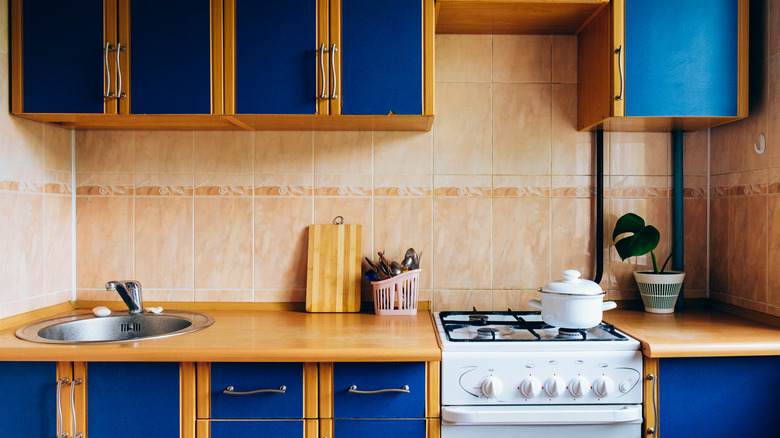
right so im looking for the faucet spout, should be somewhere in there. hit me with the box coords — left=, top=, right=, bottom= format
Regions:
left=106, top=280, right=143, bottom=313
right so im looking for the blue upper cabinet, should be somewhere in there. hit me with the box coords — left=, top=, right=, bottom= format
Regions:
left=338, top=0, right=423, bottom=115
left=229, top=0, right=318, bottom=115
left=126, top=0, right=213, bottom=114
left=16, top=0, right=105, bottom=114
left=577, top=0, right=748, bottom=131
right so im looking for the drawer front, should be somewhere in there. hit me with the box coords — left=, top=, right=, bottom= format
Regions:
left=333, top=362, right=425, bottom=418
left=210, top=362, right=304, bottom=419
left=335, top=419, right=426, bottom=438
left=209, top=420, right=305, bottom=437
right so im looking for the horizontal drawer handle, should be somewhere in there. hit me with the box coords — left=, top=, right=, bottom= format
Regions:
left=348, top=384, right=410, bottom=394
left=223, top=385, right=286, bottom=395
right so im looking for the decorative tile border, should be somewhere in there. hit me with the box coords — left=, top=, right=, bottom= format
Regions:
left=433, top=186, right=492, bottom=197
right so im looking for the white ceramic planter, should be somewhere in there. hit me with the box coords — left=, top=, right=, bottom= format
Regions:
left=633, top=271, right=685, bottom=314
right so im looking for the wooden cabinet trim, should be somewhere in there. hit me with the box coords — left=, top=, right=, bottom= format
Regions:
left=643, top=357, right=659, bottom=437
left=181, top=362, right=197, bottom=438
left=211, top=0, right=224, bottom=115
left=318, top=362, right=334, bottom=419
left=196, top=362, right=211, bottom=419
left=304, top=363, right=319, bottom=419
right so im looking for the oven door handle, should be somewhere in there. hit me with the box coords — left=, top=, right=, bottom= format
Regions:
left=442, top=405, right=643, bottom=425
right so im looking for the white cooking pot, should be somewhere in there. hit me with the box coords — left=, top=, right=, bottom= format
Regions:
left=529, top=269, right=617, bottom=329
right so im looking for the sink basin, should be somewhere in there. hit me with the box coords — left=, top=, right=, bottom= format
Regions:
left=15, top=310, right=214, bottom=344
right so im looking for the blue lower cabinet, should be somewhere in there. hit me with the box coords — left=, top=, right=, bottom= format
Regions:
left=0, top=361, right=57, bottom=438
left=333, top=362, right=425, bottom=419
left=335, top=419, right=426, bottom=438
left=87, top=362, right=180, bottom=437
left=210, top=362, right=304, bottom=419
left=211, top=420, right=305, bottom=437
left=659, top=356, right=780, bottom=437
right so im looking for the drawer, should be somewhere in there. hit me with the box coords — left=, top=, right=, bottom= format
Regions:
left=334, top=419, right=426, bottom=438
left=333, top=362, right=425, bottom=418
left=205, top=419, right=308, bottom=437
left=209, top=362, right=304, bottom=419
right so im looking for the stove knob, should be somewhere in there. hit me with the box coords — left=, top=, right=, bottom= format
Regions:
left=480, top=376, right=504, bottom=398
left=544, top=376, right=566, bottom=397
left=519, top=377, right=542, bottom=398
left=568, top=377, right=590, bottom=398
left=593, top=376, right=614, bottom=397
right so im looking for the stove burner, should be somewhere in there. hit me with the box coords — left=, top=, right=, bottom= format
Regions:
left=556, top=328, right=587, bottom=340
left=469, top=314, right=489, bottom=326
left=475, top=327, right=500, bottom=340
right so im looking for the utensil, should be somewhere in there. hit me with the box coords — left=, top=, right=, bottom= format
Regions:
left=378, top=251, right=394, bottom=277
left=365, top=257, right=382, bottom=278
left=529, top=269, right=616, bottom=329
left=389, top=261, right=403, bottom=276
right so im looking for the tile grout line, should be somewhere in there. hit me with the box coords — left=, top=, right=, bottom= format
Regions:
left=71, top=130, right=77, bottom=302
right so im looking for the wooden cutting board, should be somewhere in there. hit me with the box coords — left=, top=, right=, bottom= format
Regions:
left=305, top=223, right=362, bottom=312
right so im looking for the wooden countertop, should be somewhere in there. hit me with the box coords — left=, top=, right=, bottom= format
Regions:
left=0, top=307, right=442, bottom=363
left=604, top=308, right=780, bottom=358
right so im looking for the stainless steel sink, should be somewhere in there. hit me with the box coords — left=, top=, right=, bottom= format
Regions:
left=15, top=310, right=214, bottom=344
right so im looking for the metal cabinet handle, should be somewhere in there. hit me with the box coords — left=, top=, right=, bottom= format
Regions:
left=615, top=45, right=624, bottom=101
left=319, top=43, right=328, bottom=99
left=348, top=384, right=410, bottom=394
left=646, top=374, right=658, bottom=435
left=104, top=42, right=114, bottom=98
left=223, top=385, right=286, bottom=395
left=330, top=44, right=338, bottom=99
left=56, top=378, right=69, bottom=438
left=70, top=379, right=83, bottom=438
left=116, top=43, right=127, bottom=99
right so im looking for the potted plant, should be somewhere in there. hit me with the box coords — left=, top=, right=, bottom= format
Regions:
left=612, top=213, right=685, bottom=313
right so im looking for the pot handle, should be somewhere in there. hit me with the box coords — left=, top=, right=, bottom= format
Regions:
left=528, top=299, right=543, bottom=310
left=602, top=301, right=617, bottom=311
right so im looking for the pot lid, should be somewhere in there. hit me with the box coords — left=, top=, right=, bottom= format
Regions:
left=540, top=270, right=604, bottom=296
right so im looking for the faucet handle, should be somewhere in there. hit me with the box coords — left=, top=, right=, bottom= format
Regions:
left=105, top=281, right=119, bottom=291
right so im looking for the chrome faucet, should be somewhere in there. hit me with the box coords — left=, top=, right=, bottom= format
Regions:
left=106, top=280, right=143, bottom=313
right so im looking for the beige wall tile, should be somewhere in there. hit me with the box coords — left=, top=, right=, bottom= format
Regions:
left=0, top=193, right=43, bottom=302
left=374, top=131, right=432, bottom=175
left=254, top=197, right=312, bottom=289
left=552, top=84, right=591, bottom=175
left=135, top=197, right=193, bottom=289
left=433, top=197, right=491, bottom=289
left=770, top=196, right=780, bottom=307
left=195, top=289, right=253, bottom=302
left=313, top=174, right=372, bottom=196
left=373, top=197, right=433, bottom=288
left=709, top=197, right=730, bottom=293
left=44, top=195, right=72, bottom=293
left=254, top=289, right=306, bottom=303
left=709, top=124, right=731, bottom=175
left=609, top=132, right=670, bottom=176
left=768, top=55, right=780, bottom=168
left=433, top=290, right=492, bottom=312
left=728, top=64, right=768, bottom=173
left=772, top=0, right=780, bottom=57
left=436, top=34, right=492, bottom=82
left=374, top=174, right=431, bottom=197
left=144, top=289, right=195, bottom=302
left=552, top=35, right=577, bottom=84
left=493, top=35, right=551, bottom=83
left=434, top=82, right=492, bottom=174
left=493, top=175, right=550, bottom=197
left=493, top=83, right=551, bottom=175
left=683, top=198, right=707, bottom=290
left=683, top=130, right=708, bottom=176
left=194, top=173, right=252, bottom=196
left=75, top=131, right=134, bottom=173
left=3, top=117, right=43, bottom=167
left=43, top=125, right=72, bottom=172
left=0, top=0, right=7, bottom=53
left=434, top=174, right=492, bottom=197
left=194, top=197, right=253, bottom=289
left=135, top=131, right=194, bottom=174
left=76, top=197, right=133, bottom=289
left=313, top=131, right=372, bottom=175
left=492, top=290, right=539, bottom=311
left=194, top=131, right=253, bottom=174
left=255, top=131, right=313, bottom=174
left=492, top=198, right=551, bottom=289
left=551, top=198, right=593, bottom=278
left=728, top=196, right=767, bottom=303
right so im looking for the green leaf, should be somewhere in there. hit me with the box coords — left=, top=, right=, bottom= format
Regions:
left=612, top=213, right=646, bottom=240
left=612, top=213, right=660, bottom=261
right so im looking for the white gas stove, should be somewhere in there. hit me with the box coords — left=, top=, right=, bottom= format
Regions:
left=436, top=310, right=644, bottom=438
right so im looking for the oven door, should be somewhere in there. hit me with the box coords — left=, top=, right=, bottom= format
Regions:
left=441, top=405, right=642, bottom=438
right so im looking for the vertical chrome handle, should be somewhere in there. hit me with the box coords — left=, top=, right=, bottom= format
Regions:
left=70, top=379, right=83, bottom=438
left=116, top=43, right=126, bottom=99
left=615, top=45, right=624, bottom=101
left=104, top=43, right=114, bottom=98
left=646, top=374, right=658, bottom=435
left=319, top=43, right=327, bottom=99
left=330, top=44, right=338, bottom=99
left=56, top=378, right=69, bottom=438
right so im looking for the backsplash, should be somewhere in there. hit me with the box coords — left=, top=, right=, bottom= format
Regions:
left=1, top=0, right=777, bottom=319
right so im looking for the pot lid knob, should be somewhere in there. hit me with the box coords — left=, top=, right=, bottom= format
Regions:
left=562, top=270, right=581, bottom=282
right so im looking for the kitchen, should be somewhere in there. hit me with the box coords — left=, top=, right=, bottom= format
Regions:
left=1, top=0, right=779, bottom=437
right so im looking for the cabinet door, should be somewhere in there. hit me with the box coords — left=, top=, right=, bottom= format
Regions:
left=335, top=419, right=426, bottom=438
left=87, top=362, right=180, bottom=437
left=231, top=0, right=318, bottom=114
left=0, top=361, right=57, bottom=437
left=624, top=0, right=739, bottom=117
left=18, top=0, right=105, bottom=113
left=339, top=0, right=423, bottom=115
left=659, top=356, right=780, bottom=437
left=125, top=0, right=212, bottom=114
left=333, top=362, right=425, bottom=419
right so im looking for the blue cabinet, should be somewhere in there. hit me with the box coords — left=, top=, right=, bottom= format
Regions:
left=335, top=419, right=426, bottom=438
left=0, top=362, right=58, bottom=438
left=210, top=420, right=305, bottom=437
left=578, top=0, right=748, bottom=131
left=657, top=356, right=780, bottom=437
left=209, top=362, right=305, bottom=419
